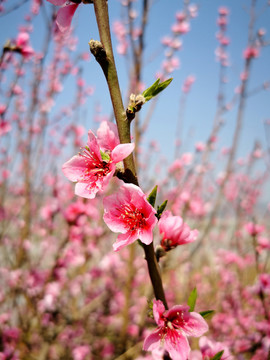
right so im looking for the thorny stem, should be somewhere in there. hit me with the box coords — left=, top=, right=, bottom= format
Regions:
left=91, top=0, right=168, bottom=309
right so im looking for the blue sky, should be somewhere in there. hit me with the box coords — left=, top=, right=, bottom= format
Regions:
left=1, top=0, right=270, bottom=170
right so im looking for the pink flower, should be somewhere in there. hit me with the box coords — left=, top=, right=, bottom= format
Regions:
left=103, top=183, right=157, bottom=251
left=199, top=336, right=232, bottom=359
left=72, top=345, right=90, bottom=360
left=195, top=142, right=206, bottom=152
left=259, top=273, right=270, bottom=293
left=182, top=75, right=196, bottom=93
left=47, top=0, right=81, bottom=32
left=218, top=7, right=229, bottom=16
left=243, top=47, right=260, bottom=59
left=143, top=300, right=208, bottom=360
left=0, top=120, right=11, bottom=136
left=244, top=222, right=264, bottom=236
left=158, top=210, right=198, bottom=251
left=172, top=21, right=190, bottom=34
left=16, top=32, right=34, bottom=58
left=62, top=122, right=134, bottom=199
left=0, top=104, right=6, bottom=115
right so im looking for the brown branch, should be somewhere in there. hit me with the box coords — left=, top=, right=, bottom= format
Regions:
left=91, top=0, right=168, bottom=309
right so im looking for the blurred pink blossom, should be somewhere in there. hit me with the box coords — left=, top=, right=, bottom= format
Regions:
left=172, top=21, right=190, bottom=34
left=72, top=345, right=90, bottom=360
left=243, top=46, right=260, bottom=59
left=199, top=336, right=232, bottom=359
left=244, top=222, right=265, bottom=236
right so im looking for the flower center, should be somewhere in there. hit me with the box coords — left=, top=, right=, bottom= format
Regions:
left=80, top=148, right=111, bottom=182
left=118, top=204, right=146, bottom=231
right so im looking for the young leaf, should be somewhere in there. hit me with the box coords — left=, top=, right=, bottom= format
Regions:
left=100, top=150, right=110, bottom=162
left=210, top=350, right=224, bottom=360
left=142, top=78, right=173, bottom=102
left=199, top=310, right=215, bottom=319
left=187, top=288, right=197, bottom=312
left=147, top=185, right=158, bottom=207
left=157, top=200, right=168, bottom=219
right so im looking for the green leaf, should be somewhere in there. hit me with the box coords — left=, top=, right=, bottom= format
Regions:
left=100, top=150, right=110, bottom=162
left=187, top=288, right=197, bottom=312
left=199, top=310, right=215, bottom=319
left=142, top=78, right=173, bottom=102
left=210, top=350, right=224, bottom=360
left=157, top=200, right=168, bottom=219
left=147, top=185, right=158, bottom=207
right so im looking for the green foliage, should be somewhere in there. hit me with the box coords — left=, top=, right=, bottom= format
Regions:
left=142, top=78, right=173, bottom=102
left=199, top=310, right=215, bottom=319
left=156, top=200, right=168, bottom=219
left=187, top=288, right=197, bottom=312
left=147, top=185, right=158, bottom=207
left=100, top=150, right=110, bottom=162
left=210, top=350, right=224, bottom=360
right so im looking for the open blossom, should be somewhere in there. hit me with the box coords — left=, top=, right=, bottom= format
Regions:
left=158, top=210, right=198, bottom=251
left=143, top=300, right=208, bottom=360
left=47, top=0, right=81, bottom=32
left=103, top=183, right=157, bottom=251
left=62, top=121, right=134, bottom=199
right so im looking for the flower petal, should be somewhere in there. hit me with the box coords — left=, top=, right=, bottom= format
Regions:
left=138, top=226, right=154, bottom=245
left=75, top=182, right=98, bottom=199
left=165, top=331, right=190, bottom=360
left=62, top=155, right=86, bottom=182
left=112, top=232, right=138, bottom=251
left=143, top=328, right=163, bottom=352
left=97, top=121, right=119, bottom=151
left=181, top=312, right=209, bottom=337
left=56, top=3, right=79, bottom=32
left=47, top=0, right=66, bottom=5
left=153, top=300, right=166, bottom=326
left=111, top=143, right=135, bottom=164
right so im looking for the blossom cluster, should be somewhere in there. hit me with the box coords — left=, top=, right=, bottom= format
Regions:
left=62, top=120, right=204, bottom=358
left=62, top=121, right=198, bottom=255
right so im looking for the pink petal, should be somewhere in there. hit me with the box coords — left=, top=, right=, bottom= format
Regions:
left=112, top=232, right=138, bottom=251
left=159, top=214, right=183, bottom=240
left=47, top=0, right=66, bottom=5
left=153, top=300, right=166, bottom=325
left=87, top=131, right=101, bottom=157
left=103, top=192, right=131, bottom=233
left=165, top=331, right=190, bottom=360
left=111, top=143, right=135, bottom=163
left=167, top=305, right=189, bottom=319
left=138, top=227, right=154, bottom=245
left=97, top=121, right=119, bottom=151
left=62, top=155, right=86, bottom=182
left=56, top=3, right=79, bottom=32
left=143, top=328, right=163, bottom=351
left=181, top=312, right=209, bottom=337
left=74, top=182, right=98, bottom=199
